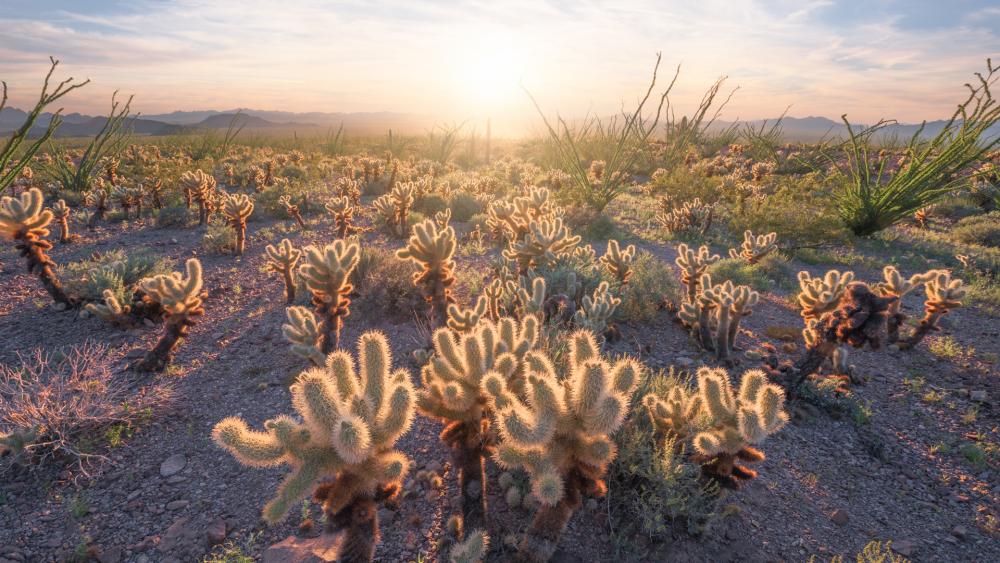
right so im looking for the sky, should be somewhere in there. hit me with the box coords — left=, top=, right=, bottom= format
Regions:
left=1, top=0, right=998, bottom=132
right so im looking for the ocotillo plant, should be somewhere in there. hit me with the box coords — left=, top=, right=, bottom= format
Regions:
left=879, top=268, right=965, bottom=350
left=134, top=258, right=205, bottom=372
left=299, top=240, right=361, bottom=353
left=599, top=239, right=636, bottom=286
left=675, top=243, right=720, bottom=303
left=265, top=238, right=302, bottom=303
left=417, top=315, right=540, bottom=535
left=282, top=306, right=324, bottom=366
left=0, top=188, right=73, bottom=306
left=221, top=192, right=254, bottom=255
left=50, top=199, right=72, bottom=243
left=213, top=332, right=415, bottom=563
left=278, top=194, right=308, bottom=230
left=690, top=367, right=788, bottom=488
left=396, top=219, right=457, bottom=328
left=728, top=230, right=777, bottom=264
left=326, top=196, right=361, bottom=239
left=484, top=331, right=639, bottom=562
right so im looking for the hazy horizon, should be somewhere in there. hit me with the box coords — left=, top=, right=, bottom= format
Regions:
left=2, top=0, right=998, bottom=135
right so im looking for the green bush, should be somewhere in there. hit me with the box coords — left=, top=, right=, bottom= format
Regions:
left=706, top=254, right=793, bottom=292
left=728, top=174, right=850, bottom=247
left=61, top=250, right=174, bottom=303
left=447, top=190, right=483, bottom=222
left=352, top=245, right=423, bottom=315
left=615, top=250, right=681, bottom=321
left=952, top=213, right=1000, bottom=247
left=202, top=220, right=235, bottom=254
left=415, top=193, right=448, bottom=216
left=154, top=205, right=191, bottom=228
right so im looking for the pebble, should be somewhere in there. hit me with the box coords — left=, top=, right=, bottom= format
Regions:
left=159, top=454, right=187, bottom=477
left=970, top=390, right=987, bottom=402
left=951, top=525, right=968, bottom=540
left=830, top=509, right=850, bottom=526
left=166, top=500, right=189, bottom=511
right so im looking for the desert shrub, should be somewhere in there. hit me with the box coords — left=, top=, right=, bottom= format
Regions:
left=607, top=369, right=718, bottom=557
left=728, top=174, right=850, bottom=247
left=154, top=204, right=191, bottom=228
left=447, top=190, right=483, bottom=221
left=202, top=220, right=236, bottom=254
left=706, top=254, right=794, bottom=292
left=932, top=195, right=985, bottom=221
left=278, top=164, right=307, bottom=181
left=352, top=245, right=423, bottom=315
left=415, top=192, right=448, bottom=216
left=646, top=166, right=723, bottom=202
left=61, top=249, right=174, bottom=303
left=468, top=212, right=489, bottom=232
left=254, top=181, right=318, bottom=219
left=0, top=342, right=174, bottom=474
left=615, top=250, right=681, bottom=321
left=952, top=212, right=1000, bottom=247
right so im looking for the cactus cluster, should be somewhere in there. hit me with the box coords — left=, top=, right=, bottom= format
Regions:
left=798, top=269, right=855, bottom=374
left=50, top=199, right=72, bottom=243
left=486, top=187, right=558, bottom=244
left=85, top=183, right=110, bottom=228
left=599, top=240, right=635, bottom=286
left=446, top=296, right=488, bottom=333
left=484, top=331, right=638, bottom=562
left=134, top=258, right=205, bottom=371
left=214, top=331, right=414, bottom=562
left=265, top=238, right=302, bottom=303
left=326, top=196, right=363, bottom=239
left=728, top=230, right=777, bottom=264
left=0, top=187, right=72, bottom=306
left=296, top=239, right=360, bottom=354
left=678, top=274, right=758, bottom=363
left=373, top=181, right=415, bottom=237
left=179, top=169, right=216, bottom=225
left=85, top=289, right=134, bottom=328
left=502, top=217, right=581, bottom=274
left=878, top=267, right=965, bottom=350
left=571, top=281, right=621, bottom=337
left=644, top=381, right=703, bottom=441
left=221, top=192, right=254, bottom=255
left=396, top=219, right=457, bottom=328
left=675, top=244, right=720, bottom=304
left=656, top=197, right=714, bottom=235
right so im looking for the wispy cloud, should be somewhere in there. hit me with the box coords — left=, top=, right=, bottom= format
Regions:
left=0, top=0, right=996, bottom=126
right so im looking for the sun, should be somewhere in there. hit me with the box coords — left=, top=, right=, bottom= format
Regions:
left=453, top=38, right=525, bottom=110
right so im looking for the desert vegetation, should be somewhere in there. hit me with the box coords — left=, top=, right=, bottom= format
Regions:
left=1, top=54, right=999, bottom=563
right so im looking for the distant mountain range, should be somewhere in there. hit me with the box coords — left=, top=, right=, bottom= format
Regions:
left=1, top=107, right=997, bottom=141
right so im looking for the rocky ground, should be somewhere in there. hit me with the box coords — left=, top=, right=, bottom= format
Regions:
left=1, top=210, right=997, bottom=562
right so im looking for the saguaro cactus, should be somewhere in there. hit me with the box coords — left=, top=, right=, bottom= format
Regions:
left=675, top=243, right=720, bottom=304
left=50, top=199, right=72, bottom=243
left=690, top=367, right=788, bottom=488
left=396, top=219, right=457, bottom=328
left=417, top=316, right=540, bottom=535
left=0, top=188, right=72, bottom=306
left=300, top=240, right=360, bottom=353
left=728, top=230, right=777, bottom=264
left=213, top=332, right=415, bottom=563
left=266, top=238, right=302, bottom=303
left=134, top=258, right=205, bottom=371
left=221, top=192, right=254, bottom=255
left=484, top=331, right=639, bottom=562
left=599, top=239, right=636, bottom=286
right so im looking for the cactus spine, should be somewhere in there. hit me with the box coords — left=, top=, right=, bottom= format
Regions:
left=300, top=240, right=360, bottom=353
left=49, top=199, right=71, bottom=243
left=282, top=306, right=325, bottom=366
left=213, top=332, right=414, bottom=562
left=134, top=258, right=205, bottom=371
left=179, top=170, right=214, bottom=226
left=484, top=331, right=638, bottom=562
left=798, top=269, right=855, bottom=374
left=690, top=367, right=788, bottom=488
left=221, top=192, right=254, bottom=255
left=396, top=219, right=457, bottom=328
left=502, top=217, right=581, bottom=274
left=678, top=275, right=758, bottom=363
left=0, top=188, right=73, bottom=306
left=571, top=281, right=620, bottom=337
left=643, top=382, right=703, bottom=441
left=265, top=238, right=302, bottom=303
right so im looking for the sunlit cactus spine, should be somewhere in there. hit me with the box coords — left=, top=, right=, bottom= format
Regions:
left=265, top=238, right=302, bottom=304
left=85, top=182, right=110, bottom=228
left=502, top=217, right=581, bottom=274
left=449, top=530, right=490, bottom=563
left=396, top=218, right=457, bottom=328
left=643, top=382, right=703, bottom=441
left=220, top=192, right=253, bottom=255
left=484, top=331, right=639, bottom=562
left=213, top=331, right=415, bottom=563
left=446, top=296, right=488, bottom=333
left=728, top=230, right=777, bottom=264
left=0, top=188, right=73, bottom=306
left=880, top=268, right=965, bottom=350
left=675, top=243, right=720, bottom=303
left=599, top=239, right=635, bottom=286
left=797, top=269, right=855, bottom=374
left=417, top=315, right=539, bottom=534
left=134, top=258, right=205, bottom=371
left=678, top=275, right=758, bottom=363
left=325, top=196, right=362, bottom=239
left=282, top=306, right=324, bottom=366
left=50, top=199, right=72, bottom=243
left=278, top=194, right=308, bottom=230
left=690, top=367, right=788, bottom=488
left=300, top=239, right=360, bottom=353
left=85, top=289, right=134, bottom=328
left=179, top=169, right=213, bottom=225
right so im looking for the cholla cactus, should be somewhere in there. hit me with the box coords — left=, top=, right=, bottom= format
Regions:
left=449, top=530, right=489, bottom=563
left=213, top=332, right=414, bottom=562
left=798, top=269, right=855, bottom=374
left=656, top=197, right=714, bottom=235
left=517, top=276, right=547, bottom=320
left=678, top=275, right=759, bottom=363
left=690, top=367, right=788, bottom=488
left=675, top=243, right=720, bottom=303
left=502, top=217, right=581, bottom=274
left=375, top=181, right=415, bottom=237
left=643, top=383, right=702, bottom=441
left=396, top=219, right=457, bottom=328
left=0, top=188, right=72, bottom=306
left=883, top=269, right=965, bottom=350
left=484, top=331, right=639, bottom=562
left=146, top=178, right=164, bottom=209
left=134, top=258, right=205, bottom=371
left=325, top=196, right=361, bottom=239
left=446, top=296, right=488, bottom=333
left=265, top=238, right=302, bottom=303
left=85, top=183, right=110, bottom=228
left=487, top=187, right=559, bottom=245
left=282, top=306, right=324, bottom=366
left=300, top=240, right=360, bottom=353
left=571, top=281, right=620, bottom=337
left=179, top=170, right=214, bottom=225
left=278, top=194, right=308, bottom=230
left=728, top=230, right=777, bottom=264
left=221, top=193, right=254, bottom=255
left=417, top=315, right=540, bottom=534
left=85, top=289, right=134, bottom=328
left=599, top=240, right=635, bottom=286
left=50, top=199, right=72, bottom=243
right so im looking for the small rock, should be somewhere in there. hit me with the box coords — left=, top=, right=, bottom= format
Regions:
left=160, top=454, right=187, bottom=477
left=97, top=546, right=123, bottom=563
left=830, top=509, right=849, bottom=526
left=170, top=238, right=179, bottom=245
left=166, top=500, right=189, bottom=511
left=675, top=357, right=694, bottom=368
left=206, top=519, right=228, bottom=546
left=892, top=539, right=915, bottom=557
left=263, top=535, right=340, bottom=563
left=970, top=390, right=987, bottom=402
left=951, top=525, right=968, bottom=540
left=166, top=475, right=187, bottom=485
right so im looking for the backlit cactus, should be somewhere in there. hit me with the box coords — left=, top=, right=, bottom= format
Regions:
left=675, top=243, right=720, bottom=304
left=798, top=269, right=855, bottom=374
left=643, top=383, right=703, bottom=441
left=374, top=181, right=415, bottom=237
left=50, top=199, right=71, bottom=243
left=282, top=306, right=324, bottom=366
left=484, top=331, right=639, bottom=562
left=657, top=197, right=714, bottom=235
left=266, top=238, right=302, bottom=304
left=690, top=367, right=788, bottom=488
left=0, top=187, right=72, bottom=306
left=326, top=196, right=362, bottom=239
left=396, top=218, right=457, bottom=328
left=300, top=239, right=360, bottom=353
left=213, top=331, right=414, bottom=562
left=417, top=315, right=540, bottom=535
left=85, top=289, right=134, bottom=328
left=502, top=217, right=581, bottom=274
left=179, top=169, right=214, bottom=225
left=221, top=192, right=254, bottom=255
left=571, top=281, right=620, bottom=337
left=278, top=194, right=308, bottom=230
left=446, top=296, right=488, bottom=333
left=134, top=258, right=205, bottom=371
left=728, top=230, right=777, bottom=264
left=679, top=275, right=758, bottom=363
left=449, top=530, right=489, bottom=563
left=879, top=268, right=965, bottom=350
left=599, top=240, right=635, bottom=286
left=85, top=183, right=110, bottom=228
